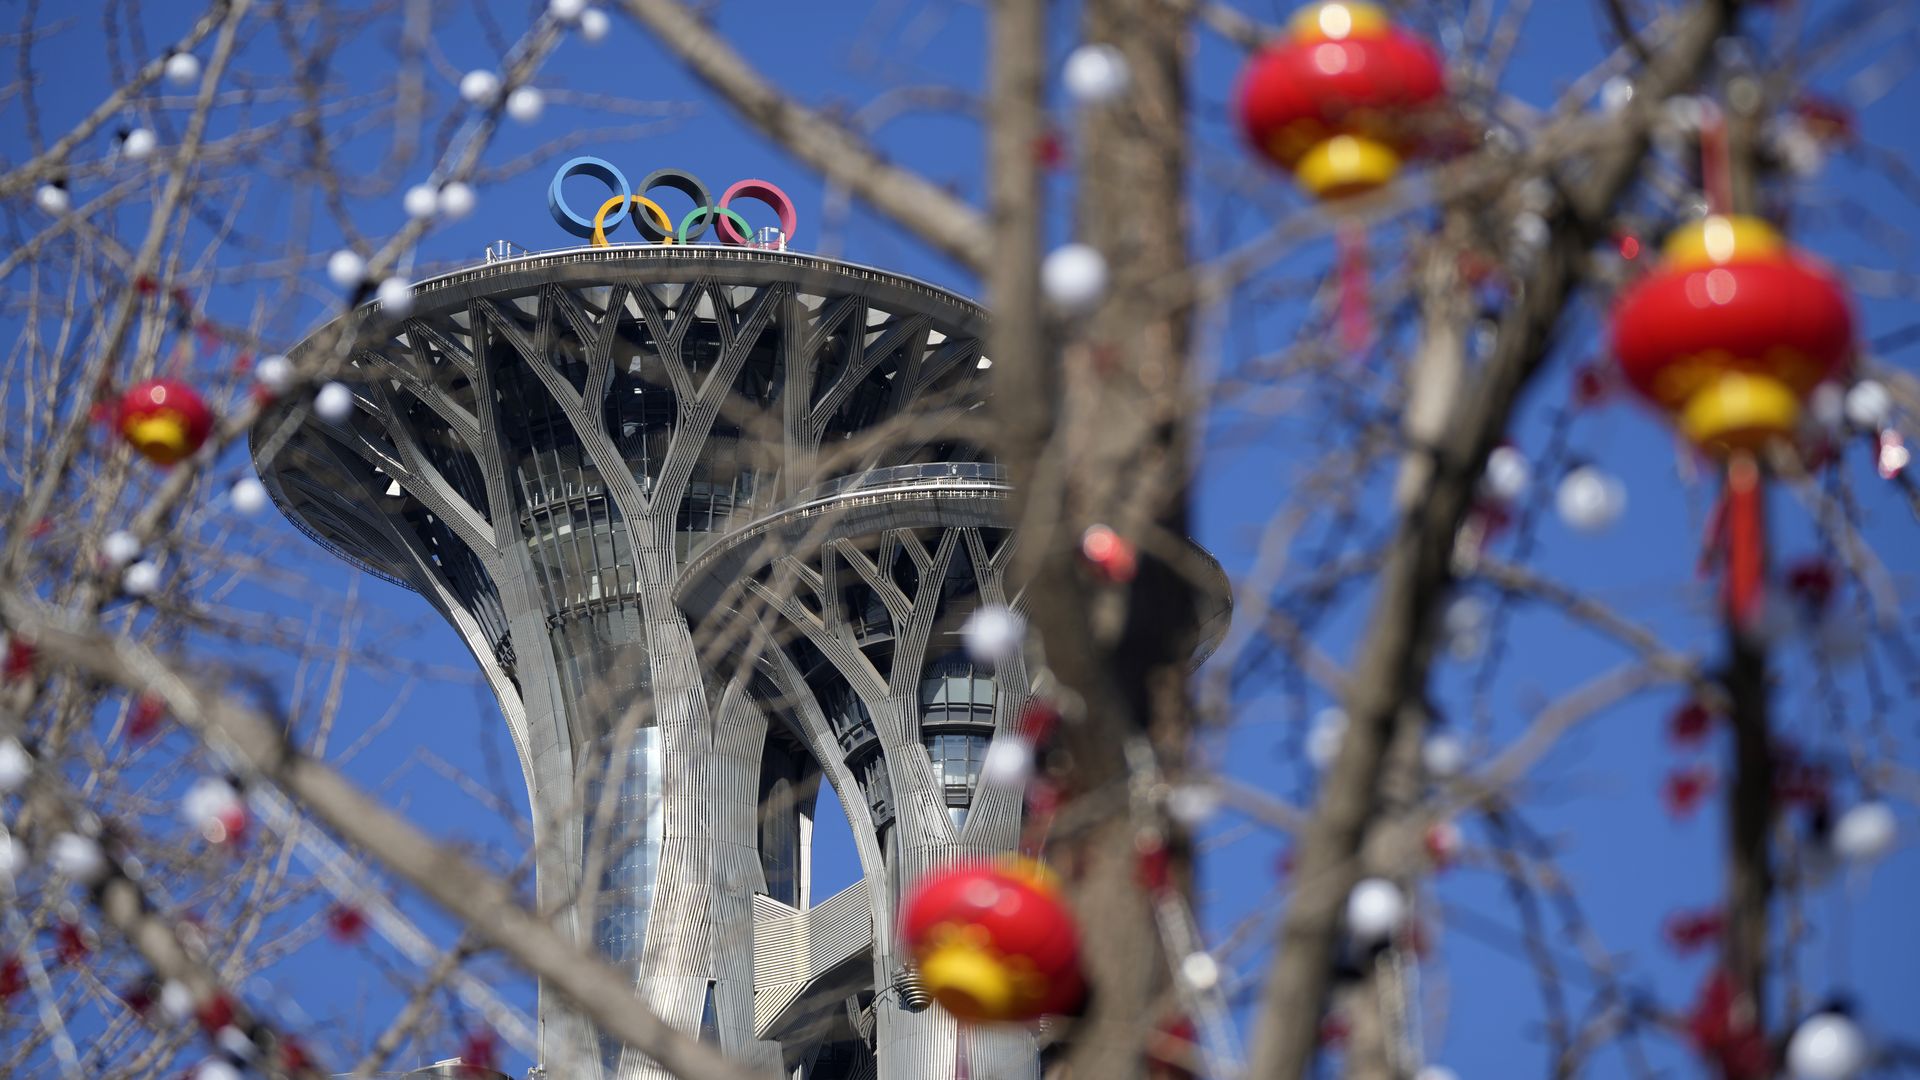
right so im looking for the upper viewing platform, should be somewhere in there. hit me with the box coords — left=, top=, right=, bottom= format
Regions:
left=249, top=238, right=997, bottom=674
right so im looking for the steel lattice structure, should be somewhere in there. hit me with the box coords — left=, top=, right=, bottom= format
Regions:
left=253, top=243, right=1224, bottom=1080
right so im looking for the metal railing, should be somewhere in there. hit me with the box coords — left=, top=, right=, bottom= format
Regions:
left=483, top=240, right=533, bottom=263
left=797, top=461, right=1006, bottom=502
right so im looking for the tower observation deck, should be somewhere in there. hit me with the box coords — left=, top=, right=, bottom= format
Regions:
left=253, top=232, right=1226, bottom=1079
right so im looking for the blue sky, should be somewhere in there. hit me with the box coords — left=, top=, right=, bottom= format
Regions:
left=9, top=1, right=1919, bottom=1076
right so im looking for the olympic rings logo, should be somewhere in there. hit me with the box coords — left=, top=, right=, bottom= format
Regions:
left=547, top=158, right=799, bottom=249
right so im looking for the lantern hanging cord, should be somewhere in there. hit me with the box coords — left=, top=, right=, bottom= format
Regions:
left=1699, top=102, right=1734, bottom=217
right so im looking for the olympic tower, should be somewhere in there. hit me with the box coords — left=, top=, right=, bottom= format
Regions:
left=253, top=162, right=1223, bottom=1080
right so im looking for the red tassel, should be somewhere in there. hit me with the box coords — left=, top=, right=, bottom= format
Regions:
left=1724, top=454, right=1765, bottom=632
left=1336, top=226, right=1371, bottom=354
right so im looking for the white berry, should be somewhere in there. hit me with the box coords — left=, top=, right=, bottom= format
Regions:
left=122, top=560, right=162, bottom=597
left=0, top=738, right=31, bottom=794
left=215, top=1025, right=257, bottom=1059
left=578, top=7, right=610, bottom=42
left=194, top=1060, right=243, bottom=1080
left=1177, top=950, right=1220, bottom=991
left=437, top=181, right=477, bottom=220
left=164, top=52, right=201, bottom=86
left=1775, top=122, right=1825, bottom=178
left=50, top=833, right=107, bottom=884
left=962, top=605, right=1025, bottom=666
left=1483, top=445, right=1531, bottom=502
left=326, top=249, right=366, bottom=288
left=315, top=382, right=355, bottom=423
left=1423, top=732, right=1466, bottom=779
left=1786, top=1013, right=1868, bottom=1080
left=1346, top=877, right=1407, bottom=943
left=506, top=86, right=545, bottom=123
left=159, top=980, right=194, bottom=1020
left=102, top=530, right=142, bottom=567
left=1042, top=243, right=1109, bottom=313
left=35, top=183, right=70, bottom=215
left=1809, top=382, right=1847, bottom=432
left=1063, top=44, right=1130, bottom=105
left=182, top=777, right=244, bottom=843
left=1844, top=380, right=1892, bottom=431
left=549, top=0, right=588, bottom=19
left=376, top=276, right=414, bottom=317
left=1557, top=466, right=1626, bottom=533
left=403, top=183, right=439, bottom=219
left=1832, top=802, right=1896, bottom=864
left=229, top=478, right=269, bottom=515
left=1166, top=783, right=1220, bottom=827
left=1442, top=595, right=1487, bottom=660
left=459, top=69, right=502, bottom=106
left=979, top=738, right=1035, bottom=788
left=121, top=128, right=158, bottom=162
left=1307, top=708, right=1347, bottom=770
left=254, top=354, right=294, bottom=394
left=1598, top=76, right=1634, bottom=113
left=1512, top=212, right=1549, bottom=251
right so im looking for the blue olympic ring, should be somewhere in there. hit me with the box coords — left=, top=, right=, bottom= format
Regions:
left=547, top=157, right=799, bottom=248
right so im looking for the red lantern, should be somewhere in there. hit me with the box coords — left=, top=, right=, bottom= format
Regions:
left=115, top=379, right=215, bottom=465
left=899, top=858, right=1084, bottom=1023
left=1234, top=3, right=1448, bottom=200
left=1611, top=215, right=1853, bottom=453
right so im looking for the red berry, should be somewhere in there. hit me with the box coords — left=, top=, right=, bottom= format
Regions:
left=1024, top=779, right=1060, bottom=817
left=1667, top=701, right=1715, bottom=748
left=1017, top=700, right=1062, bottom=746
left=1662, top=908, right=1724, bottom=954
left=1080, top=525, right=1138, bottom=583
left=129, top=695, right=168, bottom=740
left=1317, top=1012, right=1350, bottom=1047
left=1793, top=94, right=1855, bottom=144
left=0, top=956, right=24, bottom=1000
left=3, top=638, right=36, bottom=680
left=119, top=981, right=156, bottom=1015
left=1032, top=131, right=1067, bottom=169
left=195, top=992, right=235, bottom=1034
left=458, top=1029, right=499, bottom=1075
left=54, top=920, right=90, bottom=964
left=1423, top=821, right=1462, bottom=868
left=1662, top=767, right=1714, bottom=819
left=325, top=904, right=368, bottom=943
left=1147, top=1015, right=1199, bottom=1080
left=1785, top=557, right=1838, bottom=614
left=1134, top=834, right=1172, bottom=894
left=1572, top=362, right=1613, bottom=407
left=1686, top=970, right=1769, bottom=1079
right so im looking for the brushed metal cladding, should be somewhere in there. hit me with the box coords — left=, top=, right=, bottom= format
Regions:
left=752, top=881, right=876, bottom=1052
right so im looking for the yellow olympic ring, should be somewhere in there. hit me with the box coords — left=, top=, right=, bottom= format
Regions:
left=592, top=195, right=675, bottom=248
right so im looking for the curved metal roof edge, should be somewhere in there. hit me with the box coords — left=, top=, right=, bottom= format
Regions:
left=247, top=245, right=986, bottom=588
